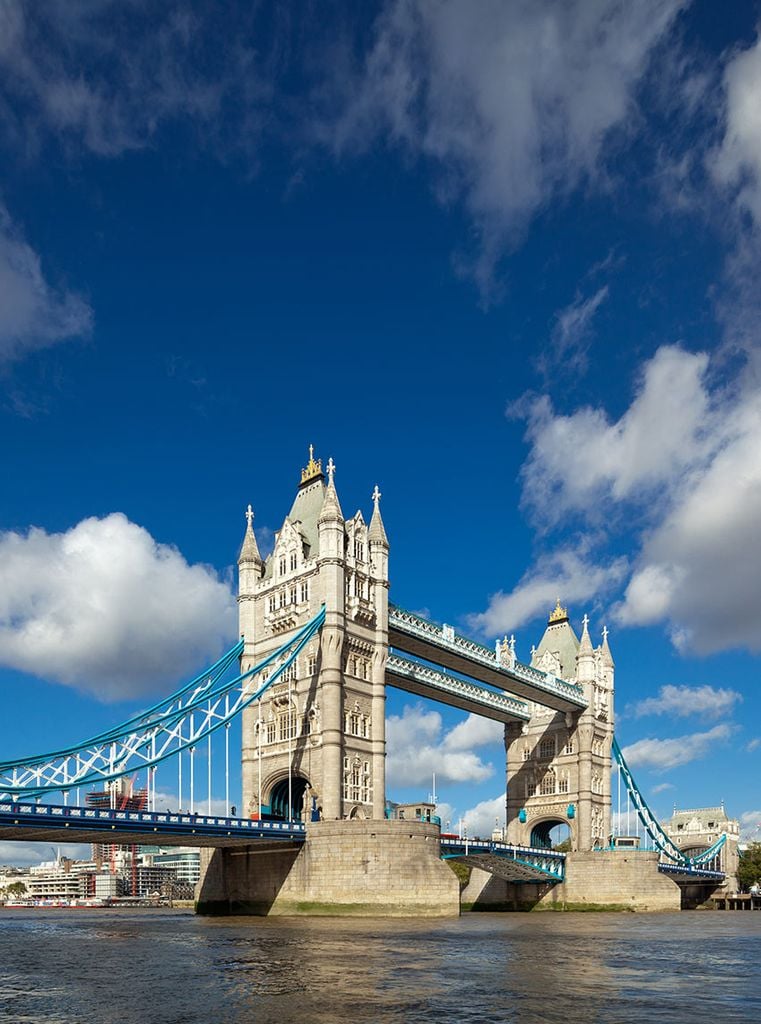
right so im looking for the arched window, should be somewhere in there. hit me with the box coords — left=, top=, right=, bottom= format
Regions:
left=540, top=769, right=556, bottom=795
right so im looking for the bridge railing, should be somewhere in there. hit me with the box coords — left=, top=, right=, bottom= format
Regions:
left=440, top=836, right=566, bottom=880
left=389, top=604, right=586, bottom=707
left=0, top=800, right=306, bottom=839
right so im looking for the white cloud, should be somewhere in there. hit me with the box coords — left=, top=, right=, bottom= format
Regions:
left=328, top=0, right=685, bottom=296
left=0, top=513, right=236, bottom=700
left=461, top=793, right=506, bottom=838
left=544, top=285, right=609, bottom=374
left=747, top=738, right=761, bottom=753
left=622, top=723, right=735, bottom=771
left=628, top=685, right=742, bottom=720
left=520, top=346, right=714, bottom=523
left=386, top=705, right=501, bottom=788
left=712, top=31, right=761, bottom=226
left=0, top=841, right=90, bottom=868
left=651, top=782, right=675, bottom=794
left=443, top=715, right=504, bottom=752
left=511, top=342, right=761, bottom=655
left=470, top=545, right=627, bottom=637
left=739, top=810, right=761, bottom=843
left=0, top=205, right=92, bottom=363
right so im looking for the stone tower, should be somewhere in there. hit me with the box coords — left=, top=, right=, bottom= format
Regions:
left=504, top=602, right=615, bottom=851
left=239, top=449, right=389, bottom=822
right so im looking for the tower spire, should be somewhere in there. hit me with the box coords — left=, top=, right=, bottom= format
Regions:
left=238, top=503, right=263, bottom=567
left=601, top=625, right=614, bottom=667
left=318, top=455, right=343, bottom=523
left=368, top=484, right=388, bottom=547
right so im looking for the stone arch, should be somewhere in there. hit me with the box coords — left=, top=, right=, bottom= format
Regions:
left=265, top=769, right=312, bottom=822
left=529, top=815, right=575, bottom=851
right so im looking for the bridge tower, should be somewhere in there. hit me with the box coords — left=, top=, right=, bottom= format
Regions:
left=504, top=602, right=614, bottom=851
left=238, top=448, right=389, bottom=823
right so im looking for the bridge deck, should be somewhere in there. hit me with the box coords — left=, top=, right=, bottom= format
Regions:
left=440, top=837, right=565, bottom=882
left=389, top=606, right=587, bottom=713
left=386, top=654, right=529, bottom=723
left=0, top=802, right=305, bottom=849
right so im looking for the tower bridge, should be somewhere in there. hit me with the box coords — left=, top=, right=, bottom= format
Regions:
left=0, top=449, right=738, bottom=914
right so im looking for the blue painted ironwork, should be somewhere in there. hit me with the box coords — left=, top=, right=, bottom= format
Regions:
left=0, top=606, right=326, bottom=800
left=612, top=737, right=727, bottom=870
left=440, top=836, right=565, bottom=881
left=388, top=603, right=586, bottom=709
left=0, top=800, right=305, bottom=842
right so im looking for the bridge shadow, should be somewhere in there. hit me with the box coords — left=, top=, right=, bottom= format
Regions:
left=196, top=841, right=303, bottom=915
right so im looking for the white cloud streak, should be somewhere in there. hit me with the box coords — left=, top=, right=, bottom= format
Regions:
left=622, top=723, right=735, bottom=771
left=0, top=513, right=236, bottom=700
left=327, top=0, right=686, bottom=296
left=0, top=205, right=92, bottom=363
left=628, top=685, right=743, bottom=720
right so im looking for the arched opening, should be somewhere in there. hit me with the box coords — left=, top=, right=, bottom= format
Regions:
left=530, top=819, right=572, bottom=851
left=269, top=776, right=309, bottom=821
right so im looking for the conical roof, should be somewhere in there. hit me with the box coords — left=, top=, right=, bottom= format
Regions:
left=532, top=602, right=580, bottom=681
left=238, top=505, right=263, bottom=565
left=368, top=485, right=388, bottom=546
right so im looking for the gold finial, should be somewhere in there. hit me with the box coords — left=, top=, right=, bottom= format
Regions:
left=300, top=444, right=323, bottom=484
left=548, top=597, right=568, bottom=624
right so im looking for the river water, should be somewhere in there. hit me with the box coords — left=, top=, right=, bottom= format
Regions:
left=1, top=909, right=760, bottom=1024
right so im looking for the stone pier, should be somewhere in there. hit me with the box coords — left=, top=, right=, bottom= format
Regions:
left=196, top=820, right=460, bottom=916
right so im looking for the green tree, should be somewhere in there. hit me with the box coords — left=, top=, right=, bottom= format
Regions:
left=2, top=881, right=27, bottom=899
left=737, top=842, right=761, bottom=890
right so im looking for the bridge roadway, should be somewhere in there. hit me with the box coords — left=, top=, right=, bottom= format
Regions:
left=0, top=801, right=305, bottom=849
left=388, top=605, right=587, bottom=714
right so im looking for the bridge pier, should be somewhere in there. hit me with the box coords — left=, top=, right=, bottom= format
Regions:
left=195, top=820, right=460, bottom=916
left=461, top=851, right=684, bottom=912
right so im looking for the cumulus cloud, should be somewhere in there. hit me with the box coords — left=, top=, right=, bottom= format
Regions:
left=509, top=342, right=761, bottom=655
left=622, top=723, right=735, bottom=771
left=628, top=684, right=743, bottom=720
left=651, top=782, right=675, bottom=794
left=747, top=738, right=761, bottom=753
left=461, top=793, right=506, bottom=838
left=0, top=513, right=236, bottom=700
left=327, top=0, right=686, bottom=295
left=519, top=346, right=714, bottom=524
left=0, top=205, right=92, bottom=363
left=470, top=545, right=627, bottom=637
left=386, top=706, right=502, bottom=787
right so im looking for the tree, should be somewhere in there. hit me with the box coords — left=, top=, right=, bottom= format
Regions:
left=737, top=843, right=761, bottom=890
left=2, top=881, right=27, bottom=899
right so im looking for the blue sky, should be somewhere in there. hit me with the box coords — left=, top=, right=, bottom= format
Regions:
left=2, top=1, right=761, bottom=863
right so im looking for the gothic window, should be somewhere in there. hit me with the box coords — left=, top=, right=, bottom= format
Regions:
left=540, top=769, right=556, bottom=795
left=558, top=771, right=569, bottom=794
left=562, top=735, right=575, bottom=755
left=307, top=654, right=317, bottom=674
left=281, top=662, right=296, bottom=684
left=278, top=712, right=296, bottom=742
left=355, top=540, right=364, bottom=562
left=266, top=721, right=276, bottom=744
left=289, top=552, right=297, bottom=571
left=290, top=585, right=297, bottom=605
left=538, top=737, right=555, bottom=760
left=350, top=713, right=360, bottom=735
left=279, top=556, right=287, bottom=576
left=591, top=772, right=603, bottom=795
left=268, top=595, right=275, bottom=614
left=521, top=746, right=531, bottom=761
left=361, top=717, right=369, bottom=738
left=278, top=589, right=286, bottom=608
left=525, top=775, right=535, bottom=798
left=301, top=581, right=309, bottom=603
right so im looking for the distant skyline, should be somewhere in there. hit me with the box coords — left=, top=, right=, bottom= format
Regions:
left=2, top=1, right=761, bottom=864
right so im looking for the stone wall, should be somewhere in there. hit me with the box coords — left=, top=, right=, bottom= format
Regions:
left=461, top=850, right=682, bottom=912
left=196, top=819, right=460, bottom=916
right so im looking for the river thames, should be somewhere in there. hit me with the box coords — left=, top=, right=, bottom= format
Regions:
left=1, top=909, right=760, bottom=1023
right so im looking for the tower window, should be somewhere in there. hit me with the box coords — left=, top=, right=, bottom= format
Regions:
left=538, top=737, right=555, bottom=760
left=279, top=556, right=287, bottom=576
left=301, top=581, right=309, bottom=602
left=290, top=552, right=297, bottom=571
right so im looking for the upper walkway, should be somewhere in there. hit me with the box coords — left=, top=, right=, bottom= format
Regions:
left=388, top=605, right=587, bottom=713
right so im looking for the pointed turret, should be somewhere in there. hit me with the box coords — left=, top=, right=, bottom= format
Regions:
left=576, top=612, right=595, bottom=685
left=318, top=456, right=344, bottom=524
left=601, top=625, right=614, bottom=667
left=368, top=485, right=389, bottom=548
left=238, top=504, right=263, bottom=569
